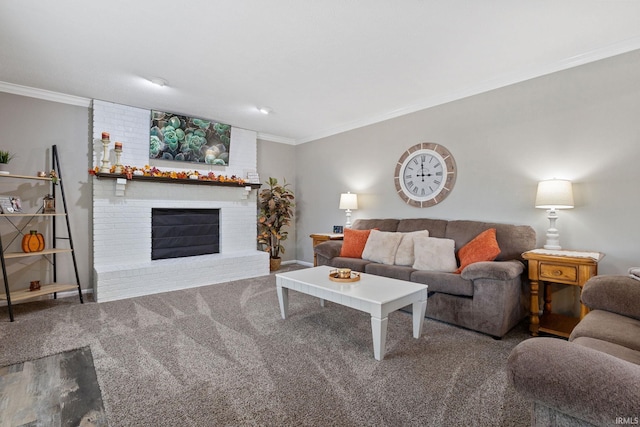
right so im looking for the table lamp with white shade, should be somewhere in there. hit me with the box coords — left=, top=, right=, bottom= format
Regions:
left=339, top=192, right=358, bottom=228
left=535, top=179, right=574, bottom=250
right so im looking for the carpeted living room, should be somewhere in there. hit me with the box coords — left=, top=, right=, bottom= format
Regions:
left=1, top=2, right=640, bottom=426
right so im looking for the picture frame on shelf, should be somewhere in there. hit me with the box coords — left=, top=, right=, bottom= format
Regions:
left=333, top=225, right=343, bottom=234
left=10, top=197, right=22, bottom=213
left=245, top=170, right=260, bottom=184
left=0, top=195, right=15, bottom=213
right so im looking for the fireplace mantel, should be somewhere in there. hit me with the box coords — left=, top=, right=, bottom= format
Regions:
left=94, top=173, right=261, bottom=198
left=94, top=173, right=262, bottom=188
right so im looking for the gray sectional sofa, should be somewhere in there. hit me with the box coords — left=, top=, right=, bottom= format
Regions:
left=508, top=275, right=640, bottom=426
left=313, top=218, right=536, bottom=338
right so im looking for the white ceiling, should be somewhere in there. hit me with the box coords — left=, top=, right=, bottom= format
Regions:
left=2, top=1, right=640, bottom=144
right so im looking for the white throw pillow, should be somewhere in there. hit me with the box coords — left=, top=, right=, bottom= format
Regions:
left=394, top=230, right=430, bottom=266
left=361, top=230, right=404, bottom=265
left=412, top=235, right=458, bottom=272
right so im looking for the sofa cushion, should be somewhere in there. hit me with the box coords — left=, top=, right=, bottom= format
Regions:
left=396, top=218, right=448, bottom=238
left=365, top=263, right=415, bottom=281
left=412, top=235, right=458, bottom=272
left=394, top=230, right=430, bottom=266
left=445, top=220, right=535, bottom=261
left=573, top=336, right=640, bottom=366
left=351, top=218, right=399, bottom=232
left=410, top=270, right=474, bottom=296
left=454, top=228, right=500, bottom=274
left=570, top=309, right=640, bottom=353
left=329, top=257, right=371, bottom=272
left=339, top=228, right=372, bottom=258
left=361, top=230, right=403, bottom=265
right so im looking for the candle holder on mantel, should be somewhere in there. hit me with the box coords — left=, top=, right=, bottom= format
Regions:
left=114, top=142, right=123, bottom=174
left=100, top=132, right=111, bottom=173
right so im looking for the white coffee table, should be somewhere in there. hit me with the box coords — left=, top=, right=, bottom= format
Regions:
left=275, top=266, right=428, bottom=360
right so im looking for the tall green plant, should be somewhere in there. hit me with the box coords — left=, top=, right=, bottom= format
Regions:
left=257, top=177, right=295, bottom=259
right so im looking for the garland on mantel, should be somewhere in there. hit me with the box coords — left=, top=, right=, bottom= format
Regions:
left=89, top=164, right=247, bottom=184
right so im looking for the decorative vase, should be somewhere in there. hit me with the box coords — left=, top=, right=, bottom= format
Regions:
left=270, top=257, right=282, bottom=271
left=0, top=163, right=9, bottom=175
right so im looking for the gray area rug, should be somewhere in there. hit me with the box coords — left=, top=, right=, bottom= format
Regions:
left=0, top=266, right=532, bottom=426
left=0, top=346, right=107, bottom=426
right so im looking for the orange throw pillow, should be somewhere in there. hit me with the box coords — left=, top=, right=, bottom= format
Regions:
left=340, top=228, right=373, bottom=258
left=454, top=228, right=501, bottom=274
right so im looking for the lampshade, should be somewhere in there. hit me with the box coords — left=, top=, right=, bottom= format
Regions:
left=535, top=180, right=574, bottom=209
left=339, top=192, right=358, bottom=210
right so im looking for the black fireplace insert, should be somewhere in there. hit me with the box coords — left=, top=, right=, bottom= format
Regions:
left=151, top=208, right=220, bottom=260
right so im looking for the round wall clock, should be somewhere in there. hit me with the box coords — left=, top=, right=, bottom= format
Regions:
left=394, top=142, right=457, bottom=208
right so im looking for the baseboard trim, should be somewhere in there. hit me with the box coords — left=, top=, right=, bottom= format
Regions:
left=282, top=260, right=313, bottom=267
left=0, top=288, right=92, bottom=307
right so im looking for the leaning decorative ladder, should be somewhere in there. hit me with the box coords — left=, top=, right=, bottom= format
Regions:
left=0, top=145, right=83, bottom=321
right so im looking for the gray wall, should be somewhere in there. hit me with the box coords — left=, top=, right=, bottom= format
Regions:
left=0, top=92, right=92, bottom=291
left=257, top=139, right=297, bottom=262
left=294, top=49, right=640, bottom=279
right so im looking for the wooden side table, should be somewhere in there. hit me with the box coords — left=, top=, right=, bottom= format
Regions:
left=522, top=249, right=604, bottom=338
left=310, top=233, right=343, bottom=266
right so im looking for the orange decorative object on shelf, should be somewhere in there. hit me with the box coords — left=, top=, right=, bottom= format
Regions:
left=22, top=230, right=45, bottom=253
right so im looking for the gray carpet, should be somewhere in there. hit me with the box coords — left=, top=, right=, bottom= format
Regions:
left=0, top=266, right=532, bottom=426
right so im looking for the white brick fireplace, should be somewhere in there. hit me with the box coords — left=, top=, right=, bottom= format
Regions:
left=91, top=100, right=268, bottom=302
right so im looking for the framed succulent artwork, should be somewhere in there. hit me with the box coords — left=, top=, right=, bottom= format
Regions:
left=149, top=110, right=232, bottom=165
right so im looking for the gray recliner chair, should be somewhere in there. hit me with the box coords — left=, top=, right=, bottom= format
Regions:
left=507, top=275, right=640, bottom=426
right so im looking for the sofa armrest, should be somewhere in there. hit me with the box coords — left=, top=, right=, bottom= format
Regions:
left=508, top=337, right=640, bottom=426
left=582, top=275, right=640, bottom=321
left=313, top=240, right=343, bottom=261
left=460, top=260, right=524, bottom=281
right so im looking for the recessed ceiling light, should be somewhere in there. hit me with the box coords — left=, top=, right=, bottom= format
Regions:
left=150, top=77, right=168, bottom=87
left=258, top=106, right=272, bottom=115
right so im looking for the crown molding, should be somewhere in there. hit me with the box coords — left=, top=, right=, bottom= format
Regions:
left=257, top=132, right=296, bottom=145
left=0, top=81, right=297, bottom=144
left=0, top=81, right=91, bottom=107
left=296, top=36, right=640, bottom=144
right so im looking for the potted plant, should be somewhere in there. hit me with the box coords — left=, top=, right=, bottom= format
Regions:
left=257, top=177, right=295, bottom=271
left=0, top=150, right=14, bottom=174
